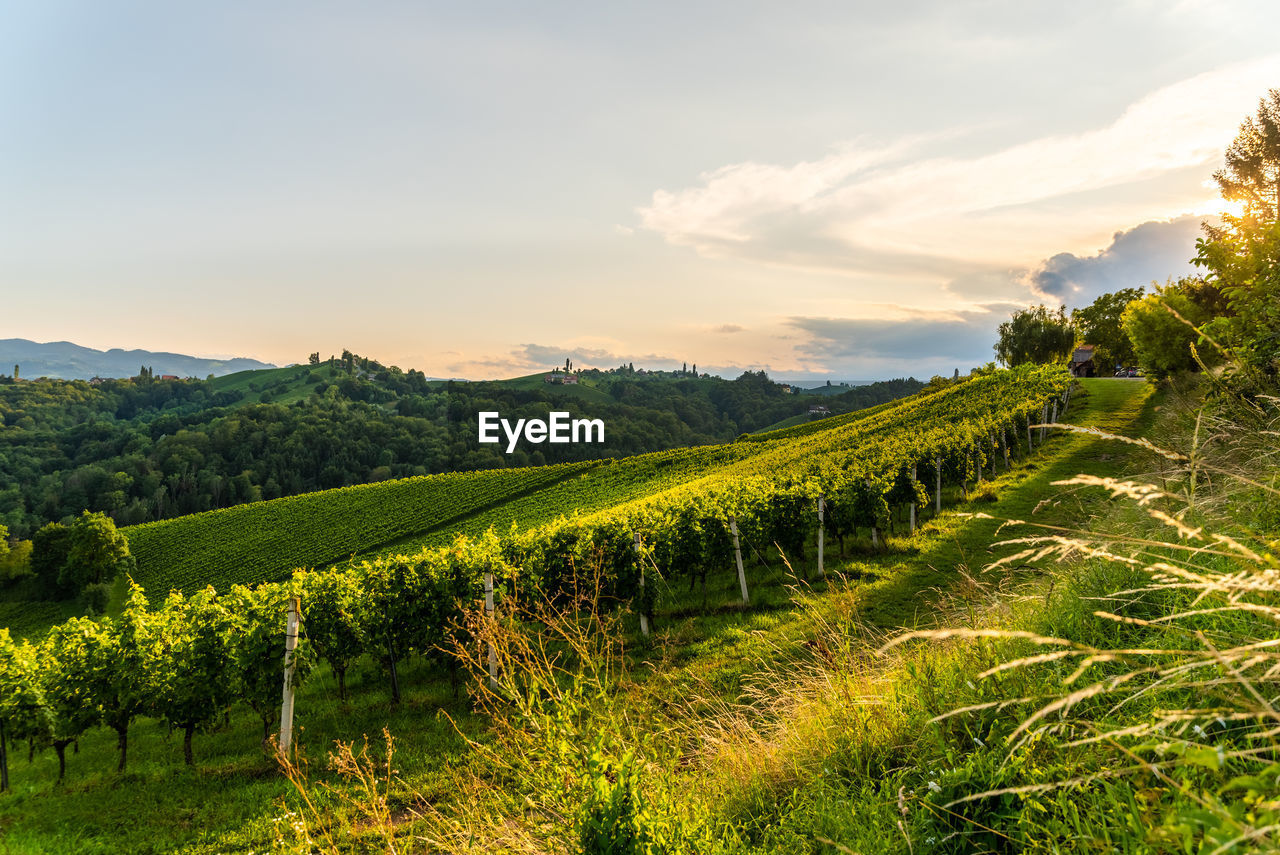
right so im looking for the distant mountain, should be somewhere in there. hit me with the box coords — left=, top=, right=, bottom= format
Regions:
left=0, top=339, right=277, bottom=380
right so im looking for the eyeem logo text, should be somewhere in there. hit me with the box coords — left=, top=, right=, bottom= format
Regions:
left=478, top=411, right=605, bottom=453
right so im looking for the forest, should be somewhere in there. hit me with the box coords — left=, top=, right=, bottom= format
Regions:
left=0, top=362, right=922, bottom=538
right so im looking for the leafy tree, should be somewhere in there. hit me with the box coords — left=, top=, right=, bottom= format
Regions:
left=1071, top=287, right=1145, bottom=370
left=0, top=537, right=32, bottom=584
left=994, top=305, right=1075, bottom=367
left=1212, top=89, right=1280, bottom=224
left=1120, top=279, right=1213, bottom=379
left=1191, top=89, right=1280, bottom=382
left=30, top=522, right=72, bottom=597
left=1196, top=222, right=1280, bottom=379
left=59, top=511, right=135, bottom=595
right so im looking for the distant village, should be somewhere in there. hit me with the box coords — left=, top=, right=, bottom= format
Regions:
left=2, top=364, right=193, bottom=384
left=541, top=358, right=860, bottom=420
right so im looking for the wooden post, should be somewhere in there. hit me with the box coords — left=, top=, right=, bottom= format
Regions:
left=1000, top=429, right=1009, bottom=470
left=935, top=455, right=942, bottom=514
left=484, top=568, right=498, bottom=689
left=908, top=464, right=917, bottom=532
left=1051, top=400, right=1058, bottom=431
left=1039, top=403, right=1048, bottom=443
left=278, top=595, right=300, bottom=755
left=816, top=495, right=825, bottom=578
left=730, top=517, right=750, bottom=605
left=974, top=449, right=982, bottom=483
left=0, top=716, right=8, bottom=793
left=989, top=433, right=998, bottom=479
left=1025, top=414, right=1033, bottom=454
left=633, top=532, right=649, bottom=636
left=866, top=479, right=880, bottom=545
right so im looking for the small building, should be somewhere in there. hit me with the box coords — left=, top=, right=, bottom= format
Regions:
left=160, top=374, right=180, bottom=381
left=1068, top=345, right=1096, bottom=378
left=562, top=374, right=579, bottom=385
left=88, top=376, right=105, bottom=386
left=808, top=404, right=830, bottom=416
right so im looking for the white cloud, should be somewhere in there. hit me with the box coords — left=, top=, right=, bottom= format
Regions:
left=637, top=56, right=1280, bottom=280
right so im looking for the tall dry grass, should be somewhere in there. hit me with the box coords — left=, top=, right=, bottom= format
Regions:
left=877, top=394, right=1280, bottom=851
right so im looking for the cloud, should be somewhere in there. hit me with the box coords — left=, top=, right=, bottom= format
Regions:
left=789, top=305, right=1017, bottom=368
left=711, top=324, right=744, bottom=334
left=637, top=56, right=1280, bottom=280
left=1028, top=215, right=1204, bottom=304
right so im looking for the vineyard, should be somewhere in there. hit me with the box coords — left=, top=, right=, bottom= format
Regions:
left=120, top=366, right=1069, bottom=599
left=0, top=365, right=1073, bottom=790
left=123, top=462, right=596, bottom=597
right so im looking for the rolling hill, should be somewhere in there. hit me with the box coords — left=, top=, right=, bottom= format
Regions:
left=107, top=366, right=1066, bottom=603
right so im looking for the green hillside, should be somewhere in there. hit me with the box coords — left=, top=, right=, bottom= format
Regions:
left=104, top=367, right=1062, bottom=605
left=121, top=461, right=594, bottom=599
left=480, top=371, right=615, bottom=404
left=207, top=362, right=338, bottom=405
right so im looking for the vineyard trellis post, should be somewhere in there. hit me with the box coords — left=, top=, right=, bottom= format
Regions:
left=1040, top=403, right=1048, bottom=443
left=1025, top=414, right=1033, bottom=454
left=1051, top=399, right=1058, bottom=431
left=908, top=464, right=917, bottom=533
left=934, top=455, right=942, bottom=514
left=865, top=478, right=880, bottom=546
left=633, top=532, right=649, bottom=637
left=1000, top=428, right=1009, bottom=470
left=278, top=595, right=301, bottom=755
left=988, top=433, right=997, bottom=479
left=817, top=495, right=825, bottom=578
left=730, top=516, right=750, bottom=606
left=484, top=567, right=498, bottom=689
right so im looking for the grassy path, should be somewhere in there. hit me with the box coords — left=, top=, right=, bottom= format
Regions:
left=635, top=378, right=1155, bottom=695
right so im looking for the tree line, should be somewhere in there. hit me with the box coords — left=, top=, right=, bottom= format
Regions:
left=0, top=366, right=921, bottom=545
left=995, top=90, right=1280, bottom=389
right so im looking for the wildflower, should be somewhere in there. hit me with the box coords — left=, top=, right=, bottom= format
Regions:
left=928, top=780, right=942, bottom=794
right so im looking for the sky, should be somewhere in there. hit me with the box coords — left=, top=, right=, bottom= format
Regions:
left=4, top=1, right=1280, bottom=381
